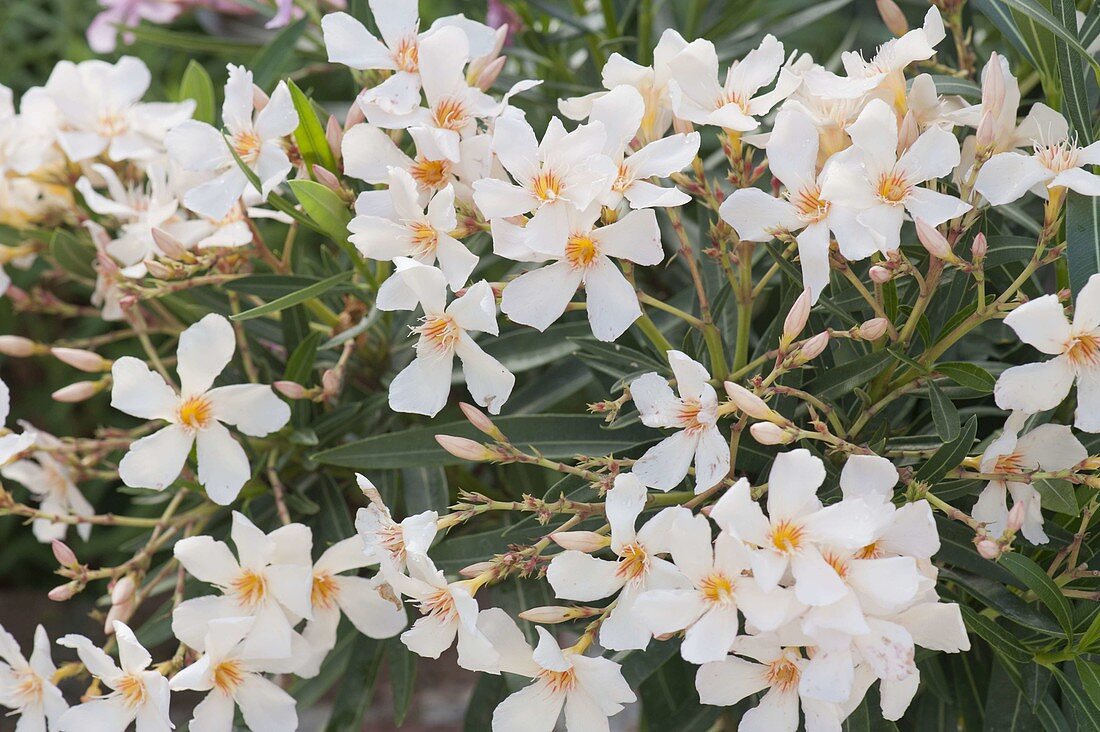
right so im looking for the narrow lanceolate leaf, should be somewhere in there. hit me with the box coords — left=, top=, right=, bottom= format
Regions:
left=959, top=606, right=1032, bottom=665
left=805, top=351, right=892, bottom=399
left=1052, top=667, right=1100, bottom=729
left=286, top=179, right=352, bottom=245
left=1032, top=477, right=1078, bottom=516
left=998, top=553, right=1075, bottom=638
left=387, top=639, right=417, bottom=726
left=177, top=60, right=216, bottom=125
left=1082, top=2, right=1100, bottom=47
left=250, top=17, right=309, bottom=89
left=1076, top=659, right=1100, bottom=710
left=971, top=0, right=1042, bottom=68
left=936, top=362, right=996, bottom=393
left=287, top=80, right=338, bottom=174
left=1067, top=192, right=1100, bottom=294
left=230, top=270, right=353, bottom=321
left=915, top=415, right=977, bottom=484
left=1051, top=0, right=1094, bottom=144
left=928, top=380, right=961, bottom=442
left=993, top=0, right=1100, bottom=73
left=400, top=466, right=450, bottom=516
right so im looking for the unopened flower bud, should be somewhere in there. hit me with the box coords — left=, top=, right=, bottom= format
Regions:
left=750, top=422, right=796, bottom=445
left=313, top=164, right=342, bottom=193
left=273, top=380, right=308, bottom=399
left=472, top=55, right=506, bottom=91
left=459, top=561, right=495, bottom=578
left=1005, top=502, right=1026, bottom=534
left=252, top=85, right=270, bottom=110
left=325, top=115, right=343, bottom=163
left=110, top=575, right=136, bottom=605
left=344, top=102, right=365, bottom=130
left=519, top=606, right=579, bottom=624
left=858, top=317, right=889, bottom=341
left=144, top=258, right=174, bottom=280
left=876, top=0, right=909, bottom=36
left=105, top=575, right=137, bottom=633
left=971, top=232, right=987, bottom=260
left=48, top=583, right=78, bottom=602
left=783, top=290, right=811, bottom=341
left=51, top=347, right=109, bottom=373
left=976, top=539, right=1002, bottom=560
left=0, top=335, right=37, bottom=357
left=982, top=53, right=1006, bottom=118
left=550, top=531, right=609, bottom=552
left=52, top=381, right=101, bottom=403
left=799, top=332, right=830, bottom=361
left=869, top=265, right=892, bottom=284
left=898, top=111, right=919, bottom=152
left=976, top=110, right=997, bottom=152
left=459, top=402, right=506, bottom=441
left=915, top=219, right=953, bottom=260
left=151, top=228, right=188, bottom=260
left=52, top=540, right=78, bottom=568
left=723, top=381, right=777, bottom=421
left=435, top=435, right=495, bottom=462
left=321, top=368, right=342, bottom=399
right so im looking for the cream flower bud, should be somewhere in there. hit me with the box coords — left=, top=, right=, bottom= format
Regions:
left=982, top=53, right=1006, bottom=116
left=48, top=582, right=78, bottom=601
left=750, top=422, right=796, bottom=445
left=252, top=85, right=270, bottom=110
left=273, top=380, right=308, bottom=399
left=783, top=290, right=812, bottom=341
left=52, top=540, right=78, bottom=568
left=898, top=111, right=920, bottom=152
left=976, top=539, right=1002, bottom=559
left=144, top=259, right=174, bottom=279
left=915, top=219, right=953, bottom=260
left=858, top=318, right=889, bottom=341
left=459, top=561, right=495, bottom=578
left=344, top=101, right=365, bottom=129
left=876, top=0, right=909, bottom=36
left=799, top=332, right=830, bottom=361
left=313, top=164, right=343, bottom=193
left=51, top=347, right=110, bottom=373
left=1005, top=502, right=1026, bottom=534
left=976, top=110, right=997, bottom=151
left=869, top=265, right=893, bottom=284
left=459, top=402, right=506, bottom=441
left=325, top=115, right=343, bottom=162
left=151, top=228, right=188, bottom=260
left=724, top=381, right=777, bottom=421
left=0, top=335, right=38, bottom=357
left=550, top=531, right=610, bottom=552
left=52, top=381, right=102, bottom=403
left=105, top=575, right=137, bottom=633
left=519, top=606, right=579, bottom=624
left=435, top=435, right=495, bottom=462
left=971, top=232, right=988, bottom=260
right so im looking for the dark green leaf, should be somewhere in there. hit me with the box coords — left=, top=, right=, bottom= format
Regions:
left=1051, top=0, right=1094, bottom=144
left=400, top=466, right=449, bottom=516
left=387, top=638, right=417, bottom=726
left=1033, top=478, right=1078, bottom=516
left=804, top=351, right=891, bottom=399
left=230, top=270, right=353, bottom=321
left=999, top=553, right=1074, bottom=637
left=936, top=362, right=996, bottom=393
left=250, top=18, right=308, bottom=89
left=1067, top=192, right=1100, bottom=295
left=48, top=230, right=95, bottom=280
left=286, top=179, right=352, bottom=245
left=929, top=380, right=961, bottom=442
left=915, top=415, right=977, bottom=484
left=1076, top=659, right=1100, bottom=710
left=960, top=605, right=1032, bottom=665
left=1052, top=666, right=1100, bottom=729
left=323, top=634, right=385, bottom=731
left=177, top=60, right=215, bottom=125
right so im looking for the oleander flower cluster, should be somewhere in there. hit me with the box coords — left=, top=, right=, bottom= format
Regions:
left=0, top=0, right=1098, bottom=729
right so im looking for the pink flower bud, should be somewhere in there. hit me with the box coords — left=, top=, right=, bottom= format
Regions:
left=52, top=381, right=101, bottom=403
left=519, top=606, right=577, bottom=624
left=273, top=380, right=308, bottom=399
left=48, top=583, right=78, bottom=601
left=976, top=110, right=997, bottom=151
left=0, top=335, right=37, bottom=357
left=151, top=228, right=188, bottom=260
left=313, top=164, right=343, bottom=193
left=52, top=540, right=78, bottom=568
left=982, top=53, right=1006, bottom=118
left=459, top=402, right=506, bottom=441
left=144, top=259, right=174, bottom=279
left=723, top=381, right=776, bottom=421
left=976, top=539, right=1001, bottom=560
left=252, top=85, right=270, bottom=110
left=869, top=266, right=892, bottom=284
left=321, top=368, right=342, bottom=398
left=750, top=422, right=796, bottom=445
left=472, top=55, right=506, bottom=91
left=344, top=102, right=366, bottom=130
left=858, top=318, right=889, bottom=341
left=915, top=219, right=953, bottom=260
left=435, top=435, right=495, bottom=462
left=898, top=111, right=919, bottom=152
left=110, top=575, right=136, bottom=605
left=971, top=232, right=988, bottom=260
left=876, top=0, right=909, bottom=36
left=51, top=347, right=109, bottom=373
left=325, top=115, right=343, bottom=163
left=783, top=290, right=812, bottom=341
left=459, top=561, right=495, bottom=578
left=1005, top=502, right=1026, bottom=534
left=550, top=531, right=609, bottom=552
left=799, top=332, right=830, bottom=361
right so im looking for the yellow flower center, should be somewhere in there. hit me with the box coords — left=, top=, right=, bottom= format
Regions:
left=177, top=395, right=213, bottom=431
left=616, top=543, right=649, bottom=580
left=789, top=185, right=830, bottom=222
left=766, top=652, right=802, bottom=693
left=875, top=170, right=911, bottom=204
left=538, top=667, right=578, bottom=693
left=531, top=170, right=564, bottom=202
left=854, top=542, right=882, bottom=560
left=769, top=519, right=804, bottom=554
left=699, top=572, right=736, bottom=605
left=431, top=97, right=469, bottom=132
left=231, top=130, right=262, bottom=164
left=1036, top=140, right=1080, bottom=173
left=564, top=234, right=600, bottom=269
left=212, top=659, right=245, bottom=695
left=408, top=222, right=439, bottom=256
left=116, top=674, right=147, bottom=708
left=231, top=569, right=268, bottom=610
left=14, top=671, right=43, bottom=704
left=418, top=587, right=458, bottom=623
left=393, top=36, right=419, bottom=73
left=1066, top=333, right=1100, bottom=369
left=821, top=549, right=849, bottom=579
left=676, top=398, right=708, bottom=432
left=311, top=571, right=341, bottom=609
left=410, top=157, right=451, bottom=189
left=416, top=314, right=461, bottom=354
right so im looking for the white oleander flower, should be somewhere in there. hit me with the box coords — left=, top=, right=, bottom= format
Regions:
left=547, top=474, right=690, bottom=650
left=381, top=553, right=499, bottom=672
left=480, top=617, right=637, bottom=732
left=111, top=313, right=290, bottom=503
left=349, top=167, right=478, bottom=291
left=322, top=5, right=496, bottom=117
left=820, top=99, right=970, bottom=254
left=376, top=258, right=514, bottom=416
left=973, top=113, right=1100, bottom=205
left=629, top=351, right=729, bottom=492
left=169, top=617, right=298, bottom=732
left=44, top=56, right=194, bottom=163
left=667, top=34, right=798, bottom=132
left=0, top=624, right=67, bottom=731
left=973, top=412, right=1086, bottom=544
left=710, top=449, right=879, bottom=607
left=633, top=504, right=797, bottom=664
left=497, top=204, right=662, bottom=341
left=995, top=275, right=1100, bottom=432
left=166, top=65, right=298, bottom=221
left=57, top=621, right=172, bottom=732
left=75, top=164, right=182, bottom=268
left=298, top=536, right=408, bottom=677
left=1, top=424, right=93, bottom=543
left=0, top=85, right=53, bottom=177
left=473, top=114, right=615, bottom=234
left=586, top=85, right=700, bottom=209
left=171, top=512, right=314, bottom=663
left=355, top=473, right=439, bottom=569
left=720, top=107, right=877, bottom=302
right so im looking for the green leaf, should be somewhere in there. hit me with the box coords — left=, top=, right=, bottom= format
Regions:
left=177, top=60, right=215, bottom=125
left=994, top=0, right=1100, bottom=73
left=127, top=23, right=262, bottom=54
left=1033, top=477, right=1078, bottom=516
left=805, top=351, right=892, bottom=399
left=1067, top=192, right=1100, bottom=295
left=287, top=80, right=338, bottom=174
left=929, top=380, right=961, bottom=442
left=1052, top=666, right=1100, bottom=729
left=946, top=568, right=1063, bottom=635
left=1076, top=659, right=1100, bottom=710
left=927, top=75, right=982, bottom=99
left=1079, top=606, right=1100, bottom=650
left=227, top=274, right=355, bottom=300
left=48, top=230, right=96, bottom=280
left=323, top=635, right=385, bottom=731
left=400, top=466, right=450, bottom=516
left=936, top=362, right=996, bottom=393
left=1051, top=0, right=1094, bottom=144
left=999, top=553, right=1075, bottom=638
left=230, top=270, right=353, bottom=321
left=971, top=0, right=1044, bottom=68
left=915, top=415, right=977, bottom=484
left=387, top=638, right=417, bottom=726
left=960, top=605, right=1032, bottom=665
left=313, top=414, right=656, bottom=470
left=250, top=18, right=308, bottom=89
left=286, top=179, right=352, bottom=245
left=983, top=660, right=1042, bottom=730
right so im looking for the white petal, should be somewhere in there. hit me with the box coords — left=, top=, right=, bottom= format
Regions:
left=118, top=424, right=193, bottom=491
left=322, top=12, right=393, bottom=70
left=839, top=454, right=898, bottom=501
left=1050, top=167, right=1100, bottom=196
left=206, top=384, right=290, bottom=437
left=682, top=606, right=739, bottom=663
left=994, top=358, right=1075, bottom=413
left=183, top=167, right=249, bottom=222
left=692, top=425, right=730, bottom=492
left=847, top=556, right=920, bottom=610
left=606, top=473, right=646, bottom=551
left=195, top=423, right=251, bottom=505
left=592, top=208, right=663, bottom=265
left=546, top=552, right=624, bottom=601
left=633, top=589, right=705, bottom=635
left=1004, top=294, right=1072, bottom=355
left=796, top=222, right=831, bottom=304
left=627, top=132, right=700, bottom=179
left=335, top=575, right=408, bottom=638
left=974, top=153, right=1052, bottom=205
left=790, top=547, right=848, bottom=606
left=173, top=536, right=239, bottom=586
left=491, top=681, right=564, bottom=732
left=633, top=430, right=697, bottom=491
left=719, top=188, right=800, bottom=242
left=904, top=188, right=971, bottom=227
left=455, top=334, right=515, bottom=415
left=236, top=674, right=298, bottom=732
left=58, top=698, right=133, bottom=732
left=1073, top=274, right=1100, bottom=332
left=696, top=657, right=770, bottom=706
left=188, top=691, right=234, bottom=732
left=584, top=257, right=642, bottom=342
left=401, top=614, right=457, bottom=659
left=110, top=357, right=178, bottom=421
left=176, top=313, right=235, bottom=397
left=1075, top=366, right=1100, bottom=433
left=341, top=124, right=411, bottom=183
left=500, top=261, right=582, bottom=332
left=897, top=125, right=959, bottom=182
left=766, top=449, right=825, bottom=520
left=388, top=354, right=453, bottom=417
left=254, top=82, right=298, bottom=139
left=473, top=178, right=536, bottom=219
left=629, top=372, right=682, bottom=428
left=710, top=479, right=771, bottom=548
